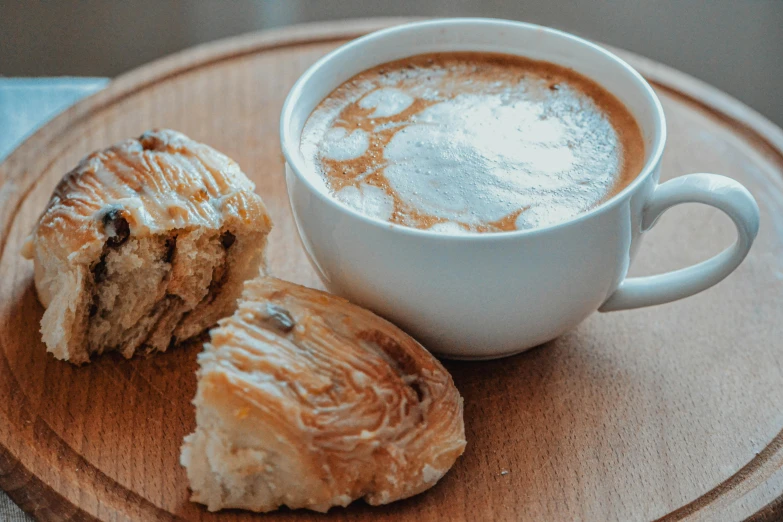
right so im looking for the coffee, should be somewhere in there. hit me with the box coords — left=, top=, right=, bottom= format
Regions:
left=300, top=52, right=645, bottom=233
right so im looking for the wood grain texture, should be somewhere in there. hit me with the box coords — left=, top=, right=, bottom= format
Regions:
left=1, top=18, right=783, bottom=522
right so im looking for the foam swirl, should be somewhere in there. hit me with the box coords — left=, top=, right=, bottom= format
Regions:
left=301, top=52, right=644, bottom=233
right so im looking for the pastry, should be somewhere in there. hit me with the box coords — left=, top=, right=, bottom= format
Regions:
left=180, top=277, right=466, bottom=512
left=22, top=129, right=272, bottom=364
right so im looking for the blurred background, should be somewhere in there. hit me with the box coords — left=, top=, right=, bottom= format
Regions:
left=1, top=0, right=782, bottom=125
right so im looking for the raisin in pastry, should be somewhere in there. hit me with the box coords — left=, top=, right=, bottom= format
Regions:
left=180, top=276, right=466, bottom=513
left=21, top=129, right=273, bottom=364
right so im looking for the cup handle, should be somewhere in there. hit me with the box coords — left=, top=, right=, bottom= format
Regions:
left=599, top=173, right=760, bottom=312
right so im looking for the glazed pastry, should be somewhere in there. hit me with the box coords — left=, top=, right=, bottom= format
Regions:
left=180, top=277, right=466, bottom=513
left=22, top=129, right=272, bottom=364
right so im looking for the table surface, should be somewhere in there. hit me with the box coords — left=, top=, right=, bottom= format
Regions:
left=0, top=76, right=108, bottom=521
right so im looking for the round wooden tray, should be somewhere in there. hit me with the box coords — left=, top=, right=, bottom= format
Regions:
left=1, top=19, right=783, bottom=522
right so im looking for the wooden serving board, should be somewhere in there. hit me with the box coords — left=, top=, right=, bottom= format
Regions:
left=1, top=19, right=783, bottom=522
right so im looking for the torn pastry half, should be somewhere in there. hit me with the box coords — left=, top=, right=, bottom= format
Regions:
left=22, top=129, right=273, bottom=364
left=181, top=277, right=466, bottom=513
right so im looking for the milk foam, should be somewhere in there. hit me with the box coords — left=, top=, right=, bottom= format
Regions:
left=300, top=53, right=640, bottom=232
left=320, top=127, right=369, bottom=160
left=335, top=183, right=395, bottom=221
left=358, top=88, right=414, bottom=117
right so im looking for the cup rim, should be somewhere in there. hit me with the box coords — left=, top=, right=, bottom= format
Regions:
left=280, top=17, right=667, bottom=241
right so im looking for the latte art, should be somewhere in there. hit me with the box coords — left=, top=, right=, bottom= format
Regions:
left=301, top=53, right=644, bottom=233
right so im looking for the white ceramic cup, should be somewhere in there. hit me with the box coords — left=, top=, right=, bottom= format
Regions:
left=280, top=18, right=760, bottom=360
